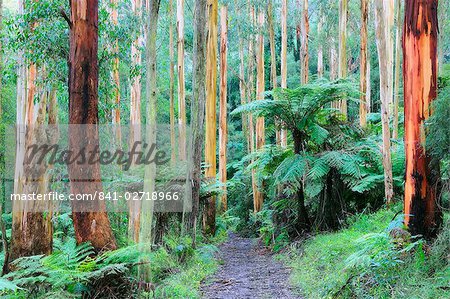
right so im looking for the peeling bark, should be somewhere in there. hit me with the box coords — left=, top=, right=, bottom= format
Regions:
left=253, top=11, right=265, bottom=213
left=403, top=0, right=442, bottom=237
left=68, top=0, right=117, bottom=251
left=204, top=0, right=218, bottom=235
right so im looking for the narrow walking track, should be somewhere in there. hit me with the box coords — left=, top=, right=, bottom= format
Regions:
left=201, top=233, right=302, bottom=299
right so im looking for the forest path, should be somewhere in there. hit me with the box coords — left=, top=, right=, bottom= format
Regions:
left=201, top=232, right=302, bottom=299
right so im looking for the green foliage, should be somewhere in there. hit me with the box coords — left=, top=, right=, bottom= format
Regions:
left=428, top=66, right=450, bottom=206
left=281, top=208, right=450, bottom=298
left=232, top=79, right=358, bottom=134
left=0, top=232, right=220, bottom=299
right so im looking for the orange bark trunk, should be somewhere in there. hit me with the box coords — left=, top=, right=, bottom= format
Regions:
left=403, top=0, right=442, bottom=237
left=204, top=0, right=218, bottom=235
left=254, top=11, right=265, bottom=213
left=68, top=0, right=116, bottom=251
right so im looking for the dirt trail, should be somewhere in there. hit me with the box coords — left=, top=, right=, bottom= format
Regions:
left=201, top=233, right=302, bottom=299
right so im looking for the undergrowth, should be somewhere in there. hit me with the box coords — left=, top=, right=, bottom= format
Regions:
left=279, top=207, right=450, bottom=298
left=0, top=227, right=226, bottom=299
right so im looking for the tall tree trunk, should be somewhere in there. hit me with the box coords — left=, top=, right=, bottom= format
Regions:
left=204, top=0, right=218, bottom=235
left=9, top=1, right=53, bottom=267
left=338, top=0, right=348, bottom=116
left=317, top=9, right=324, bottom=78
left=169, top=0, right=176, bottom=165
left=9, top=91, right=54, bottom=267
left=248, top=6, right=258, bottom=212
left=111, top=0, right=121, bottom=147
left=392, top=0, right=402, bottom=139
left=360, top=0, right=369, bottom=127
left=68, top=0, right=116, bottom=251
left=330, top=38, right=338, bottom=81
left=253, top=11, right=265, bottom=213
left=300, top=0, right=309, bottom=84
left=267, top=0, right=279, bottom=145
left=219, top=6, right=228, bottom=213
left=280, top=0, right=287, bottom=147
left=267, top=0, right=277, bottom=90
left=139, top=0, right=161, bottom=282
left=177, top=0, right=186, bottom=161
left=238, top=36, right=248, bottom=151
left=186, top=0, right=207, bottom=246
left=128, top=0, right=143, bottom=243
left=374, top=0, right=394, bottom=205
left=403, top=0, right=442, bottom=238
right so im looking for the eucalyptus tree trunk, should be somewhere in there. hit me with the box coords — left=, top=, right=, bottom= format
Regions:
left=9, top=1, right=53, bottom=267
left=392, top=0, right=402, bottom=140
left=280, top=0, right=287, bottom=147
left=128, top=0, right=143, bottom=243
left=374, top=0, right=394, bottom=205
left=329, top=38, right=338, bottom=81
left=139, top=0, right=161, bottom=282
left=359, top=0, right=369, bottom=127
left=366, top=47, right=371, bottom=112
left=317, top=9, right=324, bottom=78
left=338, top=0, right=348, bottom=116
left=169, top=0, right=176, bottom=165
left=219, top=6, right=228, bottom=212
left=177, top=0, right=187, bottom=161
left=267, top=0, right=277, bottom=90
left=238, top=36, right=248, bottom=151
left=186, top=0, right=207, bottom=246
left=111, top=0, right=121, bottom=147
left=300, top=0, right=309, bottom=84
left=68, top=0, right=116, bottom=251
left=403, top=0, right=442, bottom=238
left=253, top=11, right=265, bottom=213
left=9, top=91, right=55, bottom=266
left=248, top=6, right=258, bottom=212
left=204, top=0, right=218, bottom=236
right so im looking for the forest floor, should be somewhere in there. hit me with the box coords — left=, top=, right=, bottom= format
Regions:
left=201, top=232, right=302, bottom=299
